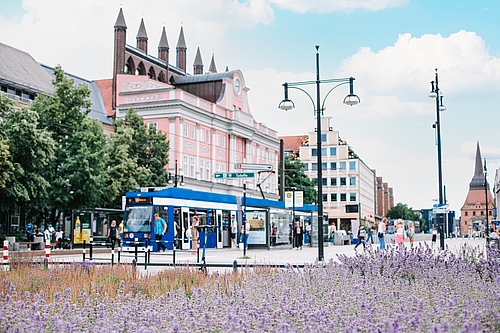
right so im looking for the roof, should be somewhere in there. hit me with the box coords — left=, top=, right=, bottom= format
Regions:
left=194, top=47, right=203, bottom=67
left=158, top=27, right=169, bottom=49
left=469, top=142, right=487, bottom=190
left=279, top=135, right=308, bottom=151
left=95, top=79, right=113, bottom=117
left=136, top=18, right=148, bottom=40
left=176, top=27, right=187, bottom=50
left=114, top=8, right=127, bottom=29
left=463, top=189, right=493, bottom=206
left=41, top=64, right=112, bottom=126
left=0, top=41, right=54, bottom=94
left=176, top=70, right=237, bottom=84
left=209, top=55, right=217, bottom=73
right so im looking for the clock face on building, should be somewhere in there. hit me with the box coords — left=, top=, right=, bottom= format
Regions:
left=234, top=77, right=241, bottom=95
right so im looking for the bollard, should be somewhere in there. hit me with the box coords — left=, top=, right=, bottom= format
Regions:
left=173, top=247, right=176, bottom=265
left=90, top=241, right=93, bottom=260
left=83, top=240, right=86, bottom=261
left=233, top=260, right=238, bottom=273
left=197, top=247, right=200, bottom=264
left=134, top=239, right=138, bottom=263
left=3, top=240, right=9, bottom=271
left=132, top=258, right=137, bottom=274
left=45, top=240, right=51, bottom=259
left=144, top=246, right=148, bottom=270
left=118, top=247, right=121, bottom=263
left=111, top=249, right=115, bottom=266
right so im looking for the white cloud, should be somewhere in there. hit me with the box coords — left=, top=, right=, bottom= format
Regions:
left=460, top=141, right=500, bottom=160
left=269, top=0, right=409, bottom=13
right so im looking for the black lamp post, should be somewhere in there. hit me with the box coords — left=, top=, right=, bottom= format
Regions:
left=484, top=158, right=489, bottom=237
left=429, top=68, right=447, bottom=250
left=279, top=45, right=360, bottom=261
left=168, top=160, right=185, bottom=188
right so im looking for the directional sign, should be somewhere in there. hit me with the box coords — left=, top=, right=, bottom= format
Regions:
left=214, top=172, right=256, bottom=179
left=235, top=163, right=273, bottom=171
left=433, top=203, right=449, bottom=214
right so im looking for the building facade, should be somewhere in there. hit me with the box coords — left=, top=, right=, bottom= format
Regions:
left=460, top=142, right=495, bottom=235
left=107, top=9, right=279, bottom=198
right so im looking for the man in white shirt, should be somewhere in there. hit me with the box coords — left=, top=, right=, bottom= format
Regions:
left=230, top=216, right=237, bottom=248
left=43, top=226, right=51, bottom=243
left=55, top=228, right=64, bottom=249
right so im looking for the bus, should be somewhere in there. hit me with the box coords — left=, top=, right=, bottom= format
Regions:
left=122, top=187, right=317, bottom=252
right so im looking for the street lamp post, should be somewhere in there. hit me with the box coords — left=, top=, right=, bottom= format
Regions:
left=279, top=45, right=359, bottom=261
left=484, top=158, right=489, bottom=237
left=168, top=160, right=186, bottom=188
left=428, top=68, right=447, bottom=250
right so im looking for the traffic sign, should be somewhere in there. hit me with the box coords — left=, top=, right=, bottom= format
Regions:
left=234, top=163, right=273, bottom=171
left=433, top=204, right=449, bottom=214
left=214, top=172, right=256, bottom=179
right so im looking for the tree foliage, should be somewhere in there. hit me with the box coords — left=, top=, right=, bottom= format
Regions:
left=0, top=138, right=12, bottom=189
left=279, top=155, right=317, bottom=204
left=386, top=202, right=425, bottom=225
left=113, top=108, right=169, bottom=187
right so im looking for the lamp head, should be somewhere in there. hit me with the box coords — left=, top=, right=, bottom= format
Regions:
left=429, top=81, right=437, bottom=98
left=180, top=176, right=186, bottom=187
left=439, top=96, right=446, bottom=111
left=279, top=99, right=295, bottom=111
left=344, top=77, right=360, bottom=106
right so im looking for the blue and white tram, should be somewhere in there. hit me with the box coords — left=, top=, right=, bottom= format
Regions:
left=123, top=188, right=238, bottom=252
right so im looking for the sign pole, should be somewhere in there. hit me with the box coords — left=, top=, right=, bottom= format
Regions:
left=243, top=183, right=247, bottom=256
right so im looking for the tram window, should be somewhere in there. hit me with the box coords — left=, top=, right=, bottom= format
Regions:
left=124, top=206, right=153, bottom=233
left=154, top=206, right=169, bottom=233
left=195, top=209, right=208, bottom=226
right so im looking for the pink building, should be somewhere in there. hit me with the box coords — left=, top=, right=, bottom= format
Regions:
left=106, top=9, right=279, bottom=198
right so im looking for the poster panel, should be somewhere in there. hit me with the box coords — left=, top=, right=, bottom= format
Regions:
left=246, top=211, right=267, bottom=245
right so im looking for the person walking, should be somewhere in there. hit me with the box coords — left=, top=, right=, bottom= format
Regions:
left=355, top=224, right=367, bottom=249
left=378, top=218, right=387, bottom=251
left=230, top=215, right=237, bottom=248
left=191, top=216, right=199, bottom=254
left=271, top=223, right=277, bottom=247
left=55, top=228, right=64, bottom=249
left=154, top=213, right=167, bottom=252
left=293, top=222, right=303, bottom=250
left=26, top=222, right=35, bottom=243
left=395, top=219, right=405, bottom=251
left=431, top=226, right=437, bottom=246
left=108, top=220, right=119, bottom=250
left=329, top=222, right=336, bottom=246
left=407, top=222, right=415, bottom=245
left=366, top=224, right=374, bottom=244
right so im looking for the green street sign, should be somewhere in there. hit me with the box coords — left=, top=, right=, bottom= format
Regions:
left=214, top=172, right=255, bottom=179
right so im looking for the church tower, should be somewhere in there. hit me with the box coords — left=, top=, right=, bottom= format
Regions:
left=460, top=142, right=495, bottom=235
left=176, top=27, right=187, bottom=72
left=158, top=27, right=169, bottom=82
left=112, top=8, right=127, bottom=111
left=193, top=47, right=203, bottom=75
left=136, top=18, right=148, bottom=54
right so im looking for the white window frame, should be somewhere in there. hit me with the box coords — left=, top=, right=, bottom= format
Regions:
left=238, top=140, right=242, bottom=153
left=190, top=156, right=195, bottom=178
left=200, top=129, right=204, bottom=143
left=206, top=130, right=211, bottom=144
left=184, top=123, right=188, bottom=137
left=148, top=122, right=158, bottom=131
left=190, top=125, right=195, bottom=140
left=199, top=158, right=204, bottom=180
left=183, top=155, right=188, bottom=176
left=216, top=133, right=220, bottom=147
left=206, top=161, right=211, bottom=181
left=221, top=135, right=226, bottom=148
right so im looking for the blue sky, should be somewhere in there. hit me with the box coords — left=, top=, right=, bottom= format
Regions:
left=1, top=0, right=500, bottom=214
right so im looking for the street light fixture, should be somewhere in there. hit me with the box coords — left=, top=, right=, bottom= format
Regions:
left=168, top=160, right=185, bottom=187
left=279, top=45, right=360, bottom=261
left=428, top=68, right=446, bottom=250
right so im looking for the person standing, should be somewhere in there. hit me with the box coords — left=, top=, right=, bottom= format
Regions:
left=293, top=221, right=303, bottom=250
left=154, top=213, right=167, bottom=252
left=395, top=219, right=405, bottom=251
left=55, top=228, right=64, bottom=249
left=230, top=215, right=237, bottom=248
left=329, top=223, right=336, bottom=246
left=378, top=218, right=387, bottom=251
left=191, top=216, right=199, bottom=254
left=431, top=226, right=437, bottom=246
left=407, top=222, right=415, bottom=244
left=355, top=224, right=367, bottom=249
left=271, top=223, right=277, bottom=247
left=305, top=222, right=312, bottom=246
left=366, top=224, right=374, bottom=244
left=118, top=221, right=124, bottom=246
left=26, top=222, right=35, bottom=243
left=43, top=226, right=51, bottom=246
left=108, top=220, right=119, bottom=250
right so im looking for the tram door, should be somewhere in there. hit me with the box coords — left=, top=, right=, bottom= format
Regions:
left=181, top=207, right=192, bottom=250
left=216, top=210, right=223, bottom=248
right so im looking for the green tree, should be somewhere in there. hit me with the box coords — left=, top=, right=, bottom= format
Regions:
left=102, top=126, right=150, bottom=208
left=279, top=155, right=317, bottom=204
left=386, top=202, right=425, bottom=229
left=0, top=138, right=13, bottom=189
left=32, top=66, right=106, bottom=222
left=0, top=93, right=55, bottom=222
left=113, top=108, right=169, bottom=187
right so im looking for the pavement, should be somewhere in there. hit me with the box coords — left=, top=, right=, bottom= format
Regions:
left=47, top=236, right=488, bottom=275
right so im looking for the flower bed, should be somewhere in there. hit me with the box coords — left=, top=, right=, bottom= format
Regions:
left=1, top=244, right=499, bottom=332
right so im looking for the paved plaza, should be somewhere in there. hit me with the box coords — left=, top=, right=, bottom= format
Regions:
left=48, top=236, right=488, bottom=274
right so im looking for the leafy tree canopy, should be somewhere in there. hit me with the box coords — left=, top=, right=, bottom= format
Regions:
left=279, top=155, right=317, bottom=204
left=386, top=202, right=425, bottom=225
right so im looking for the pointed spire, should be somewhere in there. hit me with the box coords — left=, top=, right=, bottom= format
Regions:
left=114, top=8, right=127, bottom=29
left=158, top=27, right=169, bottom=50
left=469, top=141, right=488, bottom=190
left=136, top=18, right=148, bottom=40
left=194, top=47, right=203, bottom=66
left=176, top=27, right=187, bottom=50
left=225, top=65, right=229, bottom=72
left=209, top=54, right=217, bottom=73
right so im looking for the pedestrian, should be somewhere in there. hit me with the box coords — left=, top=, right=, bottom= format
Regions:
left=43, top=225, right=51, bottom=245
left=118, top=220, right=124, bottom=246
left=329, top=222, right=336, bottom=246
left=108, top=220, right=119, bottom=250
left=230, top=215, right=237, bottom=248
left=191, top=216, right=199, bottom=254
left=154, top=213, right=167, bottom=252
left=355, top=224, right=367, bottom=249
left=293, top=221, right=303, bottom=250
left=242, top=220, right=250, bottom=247
left=407, top=222, right=415, bottom=244
left=25, top=222, right=35, bottom=242
left=271, top=223, right=277, bottom=247
left=55, top=228, right=64, bottom=249
left=378, top=218, right=387, bottom=251
left=431, top=225, right=437, bottom=246
left=305, top=222, right=312, bottom=246
left=48, top=224, right=56, bottom=239
left=366, top=224, right=374, bottom=244
left=33, top=224, right=40, bottom=236
left=395, top=219, right=405, bottom=251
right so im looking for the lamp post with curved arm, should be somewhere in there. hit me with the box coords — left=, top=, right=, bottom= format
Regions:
left=278, top=45, right=360, bottom=261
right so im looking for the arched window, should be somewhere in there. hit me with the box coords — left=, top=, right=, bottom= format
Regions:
left=158, top=71, right=165, bottom=83
left=136, top=62, right=146, bottom=76
left=125, top=57, right=135, bottom=75
left=169, top=75, right=176, bottom=85
left=148, top=66, right=156, bottom=80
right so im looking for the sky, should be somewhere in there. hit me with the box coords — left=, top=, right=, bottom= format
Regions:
left=1, top=0, right=500, bottom=214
